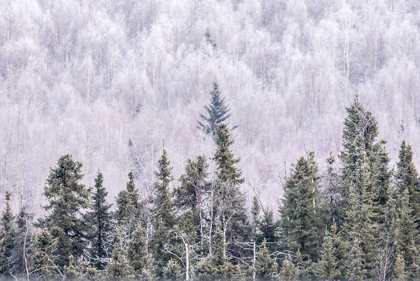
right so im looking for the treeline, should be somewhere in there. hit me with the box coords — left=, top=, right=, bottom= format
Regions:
left=1, top=95, right=420, bottom=280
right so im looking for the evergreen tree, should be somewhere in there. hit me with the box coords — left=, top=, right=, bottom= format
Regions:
left=107, top=230, right=133, bottom=279
left=395, top=188, right=418, bottom=278
left=258, top=210, right=279, bottom=253
left=212, top=123, right=250, bottom=259
left=342, top=184, right=372, bottom=279
left=321, top=154, right=343, bottom=229
left=86, top=171, right=113, bottom=270
left=316, top=228, right=340, bottom=280
left=254, top=239, right=278, bottom=278
left=151, top=144, right=180, bottom=276
left=339, top=95, right=379, bottom=198
left=35, top=154, right=90, bottom=269
left=173, top=155, right=210, bottom=255
left=115, top=170, right=142, bottom=235
left=345, top=238, right=366, bottom=280
left=251, top=196, right=261, bottom=239
left=152, top=142, right=176, bottom=228
left=370, top=140, right=392, bottom=229
left=127, top=225, right=148, bottom=277
left=214, top=123, right=244, bottom=185
left=10, top=202, right=34, bottom=278
left=198, top=82, right=236, bottom=136
left=211, top=221, right=236, bottom=277
left=279, top=153, right=322, bottom=270
left=280, top=255, right=296, bottom=280
left=0, top=191, right=15, bottom=277
left=395, top=141, right=420, bottom=233
left=31, top=229, right=59, bottom=279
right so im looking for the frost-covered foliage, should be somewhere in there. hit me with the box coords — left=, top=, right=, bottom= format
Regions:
left=1, top=0, right=420, bottom=211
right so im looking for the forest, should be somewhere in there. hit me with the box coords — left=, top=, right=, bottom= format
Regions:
left=1, top=96, right=420, bottom=280
left=1, top=0, right=420, bottom=280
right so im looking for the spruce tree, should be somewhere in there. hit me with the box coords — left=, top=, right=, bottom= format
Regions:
left=212, top=123, right=250, bottom=259
left=10, top=202, right=34, bottom=278
left=342, top=183, right=372, bottom=279
left=258, top=210, right=279, bottom=252
left=198, top=82, right=236, bottom=136
left=35, top=154, right=90, bottom=269
left=251, top=196, right=261, bottom=239
left=115, top=170, right=142, bottom=235
left=370, top=140, right=392, bottom=229
left=395, top=141, right=420, bottom=233
left=173, top=155, right=210, bottom=254
left=280, top=255, right=296, bottom=280
left=127, top=225, right=148, bottom=277
left=279, top=153, right=322, bottom=270
left=31, top=229, right=58, bottom=279
left=254, top=239, right=278, bottom=278
left=152, top=143, right=176, bottom=228
left=151, top=144, right=180, bottom=276
left=339, top=96, right=379, bottom=196
left=86, top=171, right=113, bottom=270
left=321, top=154, right=343, bottom=229
left=338, top=95, right=380, bottom=229
left=316, top=228, right=340, bottom=280
left=395, top=188, right=418, bottom=278
left=0, top=191, right=15, bottom=277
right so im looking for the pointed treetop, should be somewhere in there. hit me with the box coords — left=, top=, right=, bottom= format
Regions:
left=198, top=83, right=236, bottom=136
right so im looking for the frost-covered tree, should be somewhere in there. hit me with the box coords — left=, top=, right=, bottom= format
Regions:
left=198, top=83, right=236, bottom=136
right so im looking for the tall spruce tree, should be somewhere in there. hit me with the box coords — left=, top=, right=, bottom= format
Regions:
left=212, top=123, right=250, bottom=260
left=279, top=152, right=322, bottom=271
left=35, top=154, right=90, bottom=269
left=115, top=170, right=142, bottom=236
left=198, top=82, right=236, bottom=136
left=395, top=141, right=420, bottom=233
left=152, top=142, right=176, bottom=228
left=86, top=171, right=113, bottom=270
left=339, top=96, right=379, bottom=219
left=395, top=188, right=419, bottom=278
left=151, top=143, right=180, bottom=276
left=0, top=191, right=15, bottom=277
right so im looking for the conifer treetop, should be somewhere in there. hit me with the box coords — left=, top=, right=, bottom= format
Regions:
left=213, top=123, right=244, bottom=185
left=198, top=82, right=236, bottom=136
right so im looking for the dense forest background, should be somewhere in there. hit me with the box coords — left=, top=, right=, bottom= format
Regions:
left=2, top=0, right=420, bottom=213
